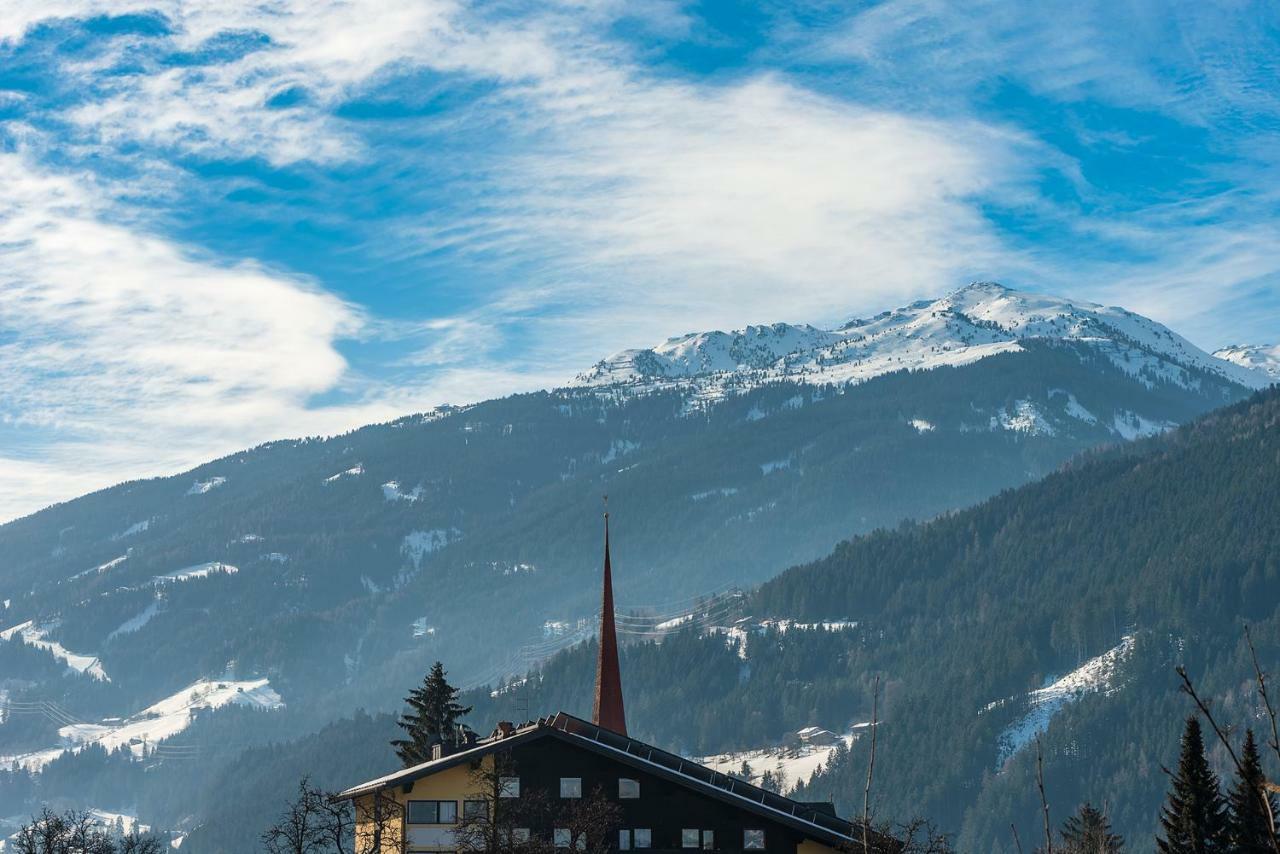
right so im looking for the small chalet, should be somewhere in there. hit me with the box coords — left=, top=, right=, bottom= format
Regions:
left=795, top=728, right=838, bottom=747
left=340, top=512, right=880, bottom=854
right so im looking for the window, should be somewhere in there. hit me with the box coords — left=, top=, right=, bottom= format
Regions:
left=619, top=830, right=632, bottom=851
left=633, top=829, right=652, bottom=849
left=744, top=830, right=765, bottom=850
left=406, top=801, right=457, bottom=824
left=554, top=829, right=572, bottom=849
left=560, top=777, right=583, bottom=798
left=499, top=776, right=520, bottom=798
left=618, top=778, right=640, bottom=799
left=463, top=800, right=487, bottom=821
left=681, top=830, right=715, bottom=849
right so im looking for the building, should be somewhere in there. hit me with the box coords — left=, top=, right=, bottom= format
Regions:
left=795, top=728, right=838, bottom=747
left=339, top=510, right=879, bottom=854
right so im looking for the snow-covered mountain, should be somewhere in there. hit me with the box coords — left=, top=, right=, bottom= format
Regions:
left=575, top=282, right=1271, bottom=398
left=1214, top=343, right=1280, bottom=383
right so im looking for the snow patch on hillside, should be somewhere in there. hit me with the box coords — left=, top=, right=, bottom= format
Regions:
left=992, top=400, right=1055, bottom=436
left=691, top=487, right=739, bottom=501
left=0, top=678, right=283, bottom=773
left=993, top=635, right=1134, bottom=764
left=112, top=519, right=151, bottom=540
left=67, top=553, right=128, bottom=582
left=185, top=477, right=226, bottom=496
left=0, top=620, right=108, bottom=681
left=153, top=562, right=238, bottom=584
left=908, top=419, right=935, bottom=433
left=324, top=464, right=364, bottom=483
left=1111, top=411, right=1175, bottom=440
left=760, top=458, right=791, bottom=475
left=1214, top=344, right=1280, bottom=382
left=709, top=618, right=857, bottom=659
left=402, top=529, right=461, bottom=568
left=109, top=599, right=162, bottom=639
left=1052, top=391, right=1098, bottom=424
left=382, top=480, right=424, bottom=502
left=602, top=439, right=640, bottom=463
left=698, top=728, right=860, bottom=793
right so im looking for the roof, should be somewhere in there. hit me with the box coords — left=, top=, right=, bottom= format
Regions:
left=338, top=712, right=881, bottom=849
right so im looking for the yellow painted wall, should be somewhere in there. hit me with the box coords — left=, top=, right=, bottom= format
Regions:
left=354, top=758, right=495, bottom=854
left=798, top=838, right=842, bottom=854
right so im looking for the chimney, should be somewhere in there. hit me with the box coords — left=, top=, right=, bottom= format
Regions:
left=592, top=504, right=627, bottom=735
left=496, top=721, right=515, bottom=739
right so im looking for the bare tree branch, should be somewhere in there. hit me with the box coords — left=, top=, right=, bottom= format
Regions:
left=864, top=675, right=880, bottom=854
left=1246, top=626, right=1280, bottom=767
left=1035, top=736, right=1052, bottom=854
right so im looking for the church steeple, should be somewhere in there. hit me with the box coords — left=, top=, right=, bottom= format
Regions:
left=592, top=499, right=627, bottom=735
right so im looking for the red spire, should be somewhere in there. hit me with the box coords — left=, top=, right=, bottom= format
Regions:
left=592, top=502, right=627, bottom=735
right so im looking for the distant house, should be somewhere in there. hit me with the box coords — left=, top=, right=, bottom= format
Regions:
left=795, top=728, right=838, bottom=747
left=340, top=513, right=882, bottom=854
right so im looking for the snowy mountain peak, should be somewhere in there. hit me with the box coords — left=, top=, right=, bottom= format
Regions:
left=1213, top=344, right=1280, bottom=382
left=572, top=283, right=1269, bottom=399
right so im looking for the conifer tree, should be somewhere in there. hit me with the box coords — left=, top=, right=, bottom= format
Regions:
left=1157, top=717, right=1229, bottom=854
left=391, top=661, right=473, bottom=767
left=1059, top=802, right=1123, bottom=852
left=1227, top=729, right=1276, bottom=854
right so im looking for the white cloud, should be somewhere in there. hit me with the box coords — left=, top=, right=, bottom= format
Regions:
left=0, top=154, right=577, bottom=523
left=0, top=152, right=364, bottom=520
left=17, top=0, right=562, bottom=165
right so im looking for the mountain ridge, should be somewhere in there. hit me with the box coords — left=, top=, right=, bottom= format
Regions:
left=1214, top=342, right=1280, bottom=381
left=573, top=282, right=1271, bottom=397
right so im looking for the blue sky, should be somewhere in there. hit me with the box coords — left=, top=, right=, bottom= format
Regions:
left=1, top=0, right=1278, bottom=520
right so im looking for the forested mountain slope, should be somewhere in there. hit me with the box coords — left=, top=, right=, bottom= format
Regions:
left=0, top=285, right=1268, bottom=849
left=1, top=336, right=1246, bottom=733
left=89, top=388, right=1280, bottom=854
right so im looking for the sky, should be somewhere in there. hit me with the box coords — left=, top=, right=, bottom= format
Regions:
left=1, top=0, right=1278, bottom=522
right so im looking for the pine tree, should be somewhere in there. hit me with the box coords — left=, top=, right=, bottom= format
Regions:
left=1157, top=717, right=1230, bottom=854
left=390, top=661, right=473, bottom=767
left=1059, top=802, right=1123, bottom=853
left=1227, top=729, right=1276, bottom=853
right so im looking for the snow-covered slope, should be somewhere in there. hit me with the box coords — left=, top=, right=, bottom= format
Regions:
left=574, top=283, right=1267, bottom=400
left=0, top=677, right=283, bottom=773
left=698, top=728, right=861, bottom=794
left=0, top=620, right=108, bottom=681
left=987, top=634, right=1134, bottom=765
left=1214, top=344, right=1280, bottom=383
